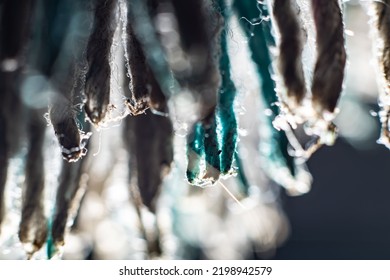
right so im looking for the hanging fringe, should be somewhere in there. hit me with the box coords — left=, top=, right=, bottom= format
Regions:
left=48, top=151, right=89, bottom=259
left=368, top=0, right=390, bottom=149
left=216, top=0, right=238, bottom=176
left=49, top=98, right=84, bottom=163
left=181, top=0, right=222, bottom=186
left=0, top=0, right=35, bottom=229
left=84, top=0, right=118, bottom=125
left=18, top=110, right=47, bottom=258
left=126, top=0, right=178, bottom=98
left=0, top=0, right=374, bottom=260
left=186, top=123, right=205, bottom=184
left=203, top=113, right=221, bottom=181
left=311, top=0, right=346, bottom=115
left=272, top=0, right=306, bottom=110
left=148, top=68, right=169, bottom=114
left=123, top=73, right=173, bottom=257
left=123, top=91, right=173, bottom=213
left=42, top=0, right=89, bottom=163
left=123, top=1, right=150, bottom=115
left=269, top=0, right=346, bottom=160
left=233, top=0, right=311, bottom=195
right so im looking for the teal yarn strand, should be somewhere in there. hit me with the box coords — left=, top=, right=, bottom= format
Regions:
left=203, top=114, right=221, bottom=182
left=46, top=218, right=55, bottom=259
left=186, top=0, right=238, bottom=185
left=186, top=116, right=222, bottom=186
left=186, top=122, right=205, bottom=185
left=233, top=0, right=297, bottom=184
left=216, top=0, right=238, bottom=175
left=234, top=151, right=250, bottom=197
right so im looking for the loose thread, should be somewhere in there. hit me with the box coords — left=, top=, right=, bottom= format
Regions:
left=218, top=181, right=246, bottom=210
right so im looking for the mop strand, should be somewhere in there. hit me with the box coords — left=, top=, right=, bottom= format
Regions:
left=84, top=0, right=118, bottom=126
left=369, top=0, right=390, bottom=149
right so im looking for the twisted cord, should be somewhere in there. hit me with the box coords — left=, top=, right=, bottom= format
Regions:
left=371, top=0, right=390, bottom=148
left=273, top=0, right=306, bottom=107
left=84, top=0, right=118, bottom=125
left=311, top=0, right=346, bottom=114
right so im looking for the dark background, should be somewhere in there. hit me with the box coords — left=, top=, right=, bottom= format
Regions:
left=275, top=126, right=390, bottom=259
